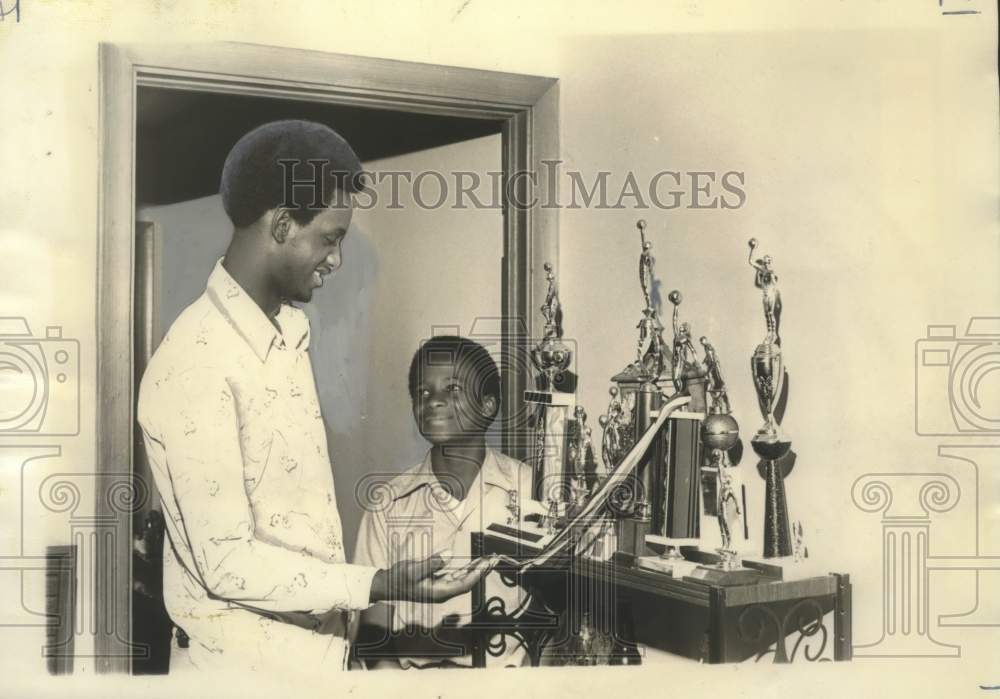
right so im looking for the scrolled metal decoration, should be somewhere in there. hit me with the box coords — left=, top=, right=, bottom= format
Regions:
left=498, top=568, right=520, bottom=589
left=739, top=598, right=834, bottom=663
left=606, top=476, right=646, bottom=518
left=486, top=631, right=510, bottom=658
left=787, top=599, right=831, bottom=662
left=738, top=604, right=785, bottom=662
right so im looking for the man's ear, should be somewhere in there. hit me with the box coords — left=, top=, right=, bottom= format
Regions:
left=269, top=208, right=293, bottom=244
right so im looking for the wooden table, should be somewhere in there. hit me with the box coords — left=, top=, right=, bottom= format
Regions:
left=470, top=532, right=852, bottom=666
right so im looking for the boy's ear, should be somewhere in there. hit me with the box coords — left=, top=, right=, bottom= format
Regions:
left=480, top=394, right=499, bottom=420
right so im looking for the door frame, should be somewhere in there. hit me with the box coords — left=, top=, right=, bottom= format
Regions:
left=96, top=41, right=559, bottom=672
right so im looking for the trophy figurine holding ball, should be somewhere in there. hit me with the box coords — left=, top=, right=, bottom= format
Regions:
left=685, top=336, right=762, bottom=585
left=668, top=290, right=708, bottom=413
left=748, top=238, right=794, bottom=558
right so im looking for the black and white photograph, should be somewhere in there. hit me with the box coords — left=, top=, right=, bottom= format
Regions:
left=0, top=2, right=997, bottom=697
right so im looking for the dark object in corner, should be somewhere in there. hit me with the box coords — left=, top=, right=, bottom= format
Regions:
left=132, top=510, right=175, bottom=674
left=45, top=545, right=77, bottom=675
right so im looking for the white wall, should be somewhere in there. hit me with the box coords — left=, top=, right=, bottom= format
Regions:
left=318, top=134, right=503, bottom=550
left=0, top=0, right=996, bottom=689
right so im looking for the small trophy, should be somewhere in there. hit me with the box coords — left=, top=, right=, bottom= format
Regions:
left=793, top=520, right=809, bottom=562
left=506, top=489, right=520, bottom=526
left=531, top=262, right=573, bottom=392
left=566, top=405, right=598, bottom=504
left=701, top=336, right=732, bottom=415
left=709, top=449, right=743, bottom=570
left=685, top=339, right=761, bottom=585
left=748, top=239, right=794, bottom=558
left=668, top=290, right=708, bottom=413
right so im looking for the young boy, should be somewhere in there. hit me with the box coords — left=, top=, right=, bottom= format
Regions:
left=353, top=335, right=534, bottom=669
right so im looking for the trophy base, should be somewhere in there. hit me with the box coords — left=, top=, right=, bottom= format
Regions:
left=617, top=516, right=652, bottom=559
left=636, top=554, right=700, bottom=579
left=684, top=565, right=765, bottom=587
left=751, top=435, right=792, bottom=462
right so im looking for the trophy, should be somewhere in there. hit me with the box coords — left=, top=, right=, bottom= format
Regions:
left=598, top=387, right=634, bottom=472
left=531, top=262, right=573, bottom=391
left=668, top=290, right=708, bottom=413
left=684, top=337, right=761, bottom=585
left=701, top=336, right=732, bottom=415
left=526, top=262, right=580, bottom=512
left=506, top=489, right=520, bottom=526
left=567, top=406, right=598, bottom=502
left=748, top=239, right=794, bottom=558
left=793, top=520, right=809, bottom=562
left=709, top=448, right=742, bottom=570
left=606, top=220, right=671, bottom=536
left=614, top=220, right=671, bottom=388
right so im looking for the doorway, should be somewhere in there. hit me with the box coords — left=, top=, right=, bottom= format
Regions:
left=97, top=43, right=558, bottom=673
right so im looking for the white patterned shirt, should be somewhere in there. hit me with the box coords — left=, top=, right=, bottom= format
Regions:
left=138, top=259, right=377, bottom=672
left=354, top=447, right=532, bottom=668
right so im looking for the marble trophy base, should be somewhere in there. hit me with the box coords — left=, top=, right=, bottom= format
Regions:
left=636, top=536, right=700, bottom=578
left=484, top=498, right=557, bottom=548
left=685, top=563, right=765, bottom=587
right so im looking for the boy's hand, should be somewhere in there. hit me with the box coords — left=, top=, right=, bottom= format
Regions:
left=369, top=554, right=497, bottom=604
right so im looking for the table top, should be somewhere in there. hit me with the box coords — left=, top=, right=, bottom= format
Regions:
left=476, top=531, right=843, bottom=608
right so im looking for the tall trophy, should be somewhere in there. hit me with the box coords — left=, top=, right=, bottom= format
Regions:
left=526, top=263, right=580, bottom=512
left=606, top=221, right=673, bottom=554
left=601, top=220, right=670, bottom=532
left=748, top=239, right=793, bottom=558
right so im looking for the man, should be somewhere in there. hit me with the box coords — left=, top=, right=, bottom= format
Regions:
left=137, top=120, right=492, bottom=676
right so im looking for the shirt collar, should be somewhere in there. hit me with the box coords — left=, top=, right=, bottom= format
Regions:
left=205, top=258, right=310, bottom=363
left=392, top=447, right=516, bottom=503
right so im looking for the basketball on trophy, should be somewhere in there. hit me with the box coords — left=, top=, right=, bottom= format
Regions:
left=700, top=412, right=740, bottom=452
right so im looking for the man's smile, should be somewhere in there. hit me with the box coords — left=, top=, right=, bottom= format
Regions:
left=312, top=266, right=333, bottom=287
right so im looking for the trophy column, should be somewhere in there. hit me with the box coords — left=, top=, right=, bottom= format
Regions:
left=526, top=389, right=576, bottom=504
left=748, top=239, right=794, bottom=559
left=526, top=262, right=588, bottom=514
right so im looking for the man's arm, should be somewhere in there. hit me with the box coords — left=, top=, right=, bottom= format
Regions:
left=145, top=368, right=378, bottom=613
left=353, top=508, right=396, bottom=629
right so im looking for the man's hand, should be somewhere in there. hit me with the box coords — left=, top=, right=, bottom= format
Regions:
left=369, top=554, right=497, bottom=604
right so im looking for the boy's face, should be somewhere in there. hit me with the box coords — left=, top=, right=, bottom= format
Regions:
left=275, top=200, right=353, bottom=303
left=412, top=361, right=497, bottom=444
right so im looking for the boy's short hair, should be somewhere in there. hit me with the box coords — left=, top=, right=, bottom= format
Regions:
left=220, top=119, right=364, bottom=228
left=408, top=335, right=501, bottom=409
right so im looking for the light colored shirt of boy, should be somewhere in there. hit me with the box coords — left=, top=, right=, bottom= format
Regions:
left=354, top=447, right=532, bottom=668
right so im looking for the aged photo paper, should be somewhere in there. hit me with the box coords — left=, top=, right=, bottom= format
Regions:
left=0, top=1, right=997, bottom=697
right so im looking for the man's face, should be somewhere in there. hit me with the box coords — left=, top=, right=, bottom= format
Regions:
left=412, top=362, right=496, bottom=445
left=277, top=201, right=353, bottom=303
